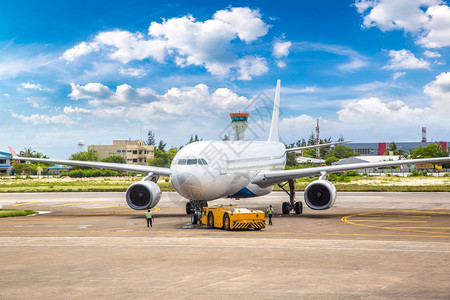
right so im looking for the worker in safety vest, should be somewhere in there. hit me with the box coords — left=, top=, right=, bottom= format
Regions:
left=266, top=205, right=273, bottom=225
left=146, top=209, right=153, bottom=227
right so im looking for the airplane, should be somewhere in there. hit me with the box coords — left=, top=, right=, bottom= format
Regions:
left=9, top=79, right=450, bottom=224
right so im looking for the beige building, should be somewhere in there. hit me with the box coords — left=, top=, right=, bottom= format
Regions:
left=88, top=140, right=154, bottom=165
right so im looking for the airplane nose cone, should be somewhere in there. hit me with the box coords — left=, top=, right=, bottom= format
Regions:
left=173, top=172, right=203, bottom=200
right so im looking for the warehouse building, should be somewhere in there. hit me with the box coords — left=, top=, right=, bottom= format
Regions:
left=346, top=141, right=449, bottom=156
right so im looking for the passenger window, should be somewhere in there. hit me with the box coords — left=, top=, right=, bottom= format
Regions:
left=201, top=158, right=207, bottom=165
left=178, top=159, right=187, bottom=165
left=187, top=159, right=197, bottom=165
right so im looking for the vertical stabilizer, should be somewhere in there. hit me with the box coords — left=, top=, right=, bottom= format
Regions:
left=267, top=79, right=281, bottom=142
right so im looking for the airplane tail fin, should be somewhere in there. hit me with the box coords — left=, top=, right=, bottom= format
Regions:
left=8, top=146, right=18, bottom=158
left=267, top=79, right=281, bottom=142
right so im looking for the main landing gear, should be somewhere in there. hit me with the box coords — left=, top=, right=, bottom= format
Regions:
left=277, top=179, right=302, bottom=215
left=186, top=200, right=208, bottom=224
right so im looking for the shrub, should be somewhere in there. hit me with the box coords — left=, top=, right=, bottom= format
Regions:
left=409, top=170, right=428, bottom=177
left=61, top=169, right=120, bottom=178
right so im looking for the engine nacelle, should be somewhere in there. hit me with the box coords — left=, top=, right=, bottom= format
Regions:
left=304, top=180, right=337, bottom=210
left=126, top=181, right=161, bottom=210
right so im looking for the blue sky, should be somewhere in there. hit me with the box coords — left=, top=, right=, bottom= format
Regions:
left=1, top=0, right=449, bottom=157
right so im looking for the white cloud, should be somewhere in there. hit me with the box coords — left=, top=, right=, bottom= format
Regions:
left=383, top=49, right=430, bottom=70
left=69, top=82, right=114, bottom=101
left=63, top=106, right=91, bottom=114
left=237, top=56, right=268, bottom=80
left=295, top=42, right=368, bottom=72
left=280, top=114, right=316, bottom=131
left=336, top=97, right=431, bottom=131
left=11, top=113, right=76, bottom=126
left=69, top=83, right=157, bottom=106
left=67, top=82, right=252, bottom=121
left=213, top=7, right=270, bottom=42
left=273, top=41, right=291, bottom=58
left=273, top=40, right=291, bottom=69
left=393, top=71, right=406, bottom=80
left=355, top=0, right=450, bottom=49
left=424, top=50, right=441, bottom=58
left=424, top=72, right=450, bottom=112
left=21, top=82, right=49, bottom=91
left=276, top=61, right=287, bottom=68
left=119, top=67, right=147, bottom=77
left=60, top=42, right=100, bottom=62
left=61, top=7, right=270, bottom=80
left=418, top=5, right=450, bottom=48
left=4, top=93, right=10, bottom=97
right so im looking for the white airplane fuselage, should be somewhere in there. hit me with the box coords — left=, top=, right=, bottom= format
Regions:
left=170, top=140, right=286, bottom=201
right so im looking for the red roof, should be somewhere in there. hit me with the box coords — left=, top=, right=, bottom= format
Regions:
left=229, top=113, right=249, bottom=117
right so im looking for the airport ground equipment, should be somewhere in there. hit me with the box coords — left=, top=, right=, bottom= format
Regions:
left=199, top=206, right=265, bottom=230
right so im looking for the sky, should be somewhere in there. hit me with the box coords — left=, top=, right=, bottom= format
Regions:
left=1, top=0, right=449, bottom=158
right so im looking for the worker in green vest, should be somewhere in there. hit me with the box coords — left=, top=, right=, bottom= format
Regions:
left=146, top=209, right=153, bottom=227
left=266, top=205, right=273, bottom=225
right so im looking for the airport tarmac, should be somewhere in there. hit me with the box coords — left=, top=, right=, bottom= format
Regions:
left=1, top=191, right=449, bottom=299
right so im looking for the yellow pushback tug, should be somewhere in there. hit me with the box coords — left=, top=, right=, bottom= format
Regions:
left=200, top=206, right=265, bottom=230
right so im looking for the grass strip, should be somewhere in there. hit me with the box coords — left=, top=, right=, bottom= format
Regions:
left=0, top=209, right=38, bottom=218
left=0, top=178, right=448, bottom=193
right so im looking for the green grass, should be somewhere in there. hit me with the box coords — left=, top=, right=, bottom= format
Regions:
left=0, top=176, right=448, bottom=193
left=0, top=209, right=38, bottom=218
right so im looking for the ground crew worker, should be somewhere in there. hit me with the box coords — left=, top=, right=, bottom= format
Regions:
left=146, top=209, right=153, bottom=227
left=267, top=205, right=273, bottom=225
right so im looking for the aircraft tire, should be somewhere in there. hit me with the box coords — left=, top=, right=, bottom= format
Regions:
left=295, top=201, right=303, bottom=214
left=186, top=202, right=192, bottom=214
left=191, top=213, right=198, bottom=225
left=282, top=202, right=290, bottom=214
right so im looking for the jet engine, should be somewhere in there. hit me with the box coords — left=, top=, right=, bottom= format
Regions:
left=126, top=181, right=161, bottom=210
left=304, top=180, right=337, bottom=210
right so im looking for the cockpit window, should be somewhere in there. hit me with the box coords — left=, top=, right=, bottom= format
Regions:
left=177, top=158, right=207, bottom=166
left=187, top=159, right=197, bottom=165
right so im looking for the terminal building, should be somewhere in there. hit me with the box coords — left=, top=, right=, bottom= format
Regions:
left=0, top=151, right=12, bottom=175
left=346, top=141, right=449, bottom=156
left=88, top=140, right=154, bottom=166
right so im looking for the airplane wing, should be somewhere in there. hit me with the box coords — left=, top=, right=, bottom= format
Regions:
left=252, top=156, right=450, bottom=188
left=8, top=147, right=171, bottom=176
left=285, top=141, right=351, bottom=153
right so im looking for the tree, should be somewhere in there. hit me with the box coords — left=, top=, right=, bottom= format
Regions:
left=146, top=130, right=156, bottom=146
left=285, top=152, right=298, bottom=168
left=12, top=161, right=37, bottom=175
left=157, top=140, right=167, bottom=151
left=386, top=142, right=397, bottom=153
left=20, top=147, right=48, bottom=159
left=307, top=131, right=316, bottom=145
left=102, top=155, right=126, bottom=164
left=325, top=156, right=340, bottom=166
left=148, top=148, right=178, bottom=168
left=410, top=143, right=448, bottom=159
left=187, top=134, right=201, bottom=144
left=69, top=151, right=99, bottom=161
left=325, top=145, right=359, bottom=159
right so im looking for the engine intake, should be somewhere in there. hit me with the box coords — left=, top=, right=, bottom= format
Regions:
left=304, top=180, right=336, bottom=210
left=126, top=181, right=161, bottom=210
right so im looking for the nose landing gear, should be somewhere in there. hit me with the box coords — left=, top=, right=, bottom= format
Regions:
left=186, top=200, right=208, bottom=224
